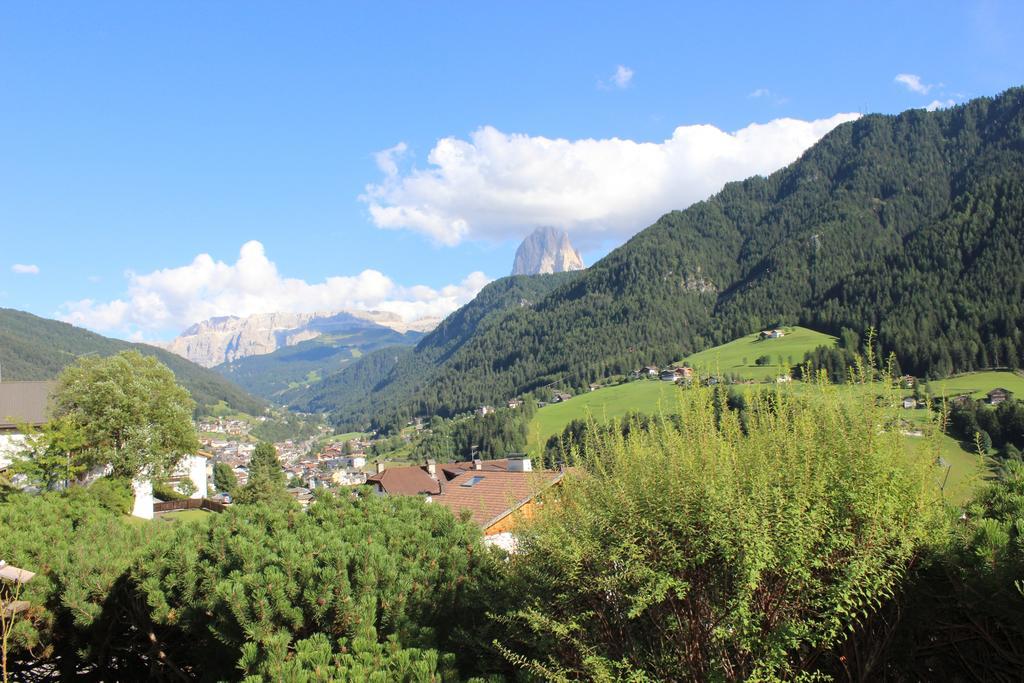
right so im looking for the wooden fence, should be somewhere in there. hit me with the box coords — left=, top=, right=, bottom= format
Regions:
left=153, top=498, right=227, bottom=514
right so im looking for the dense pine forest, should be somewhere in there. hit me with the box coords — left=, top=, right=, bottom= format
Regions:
left=307, top=88, right=1024, bottom=430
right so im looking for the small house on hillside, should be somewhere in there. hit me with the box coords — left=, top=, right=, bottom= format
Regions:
left=987, top=388, right=1012, bottom=405
left=507, top=398, right=522, bottom=409
left=659, top=369, right=677, bottom=382
left=950, top=394, right=972, bottom=408
left=902, top=397, right=917, bottom=410
left=552, top=391, right=572, bottom=403
left=759, top=329, right=786, bottom=340
left=476, top=405, right=495, bottom=417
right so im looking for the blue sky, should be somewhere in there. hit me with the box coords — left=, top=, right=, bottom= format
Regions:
left=2, top=1, right=1022, bottom=340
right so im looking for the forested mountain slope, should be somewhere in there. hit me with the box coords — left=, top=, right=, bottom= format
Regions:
left=214, top=325, right=423, bottom=402
left=287, top=272, right=579, bottom=428
left=318, top=88, right=1024, bottom=429
left=0, top=308, right=265, bottom=415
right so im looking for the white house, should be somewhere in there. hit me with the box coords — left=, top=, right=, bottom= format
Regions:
left=0, top=381, right=54, bottom=471
left=167, top=451, right=211, bottom=499
left=343, top=455, right=367, bottom=469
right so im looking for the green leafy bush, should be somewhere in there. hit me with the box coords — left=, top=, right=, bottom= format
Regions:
left=499, top=374, right=946, bottom=680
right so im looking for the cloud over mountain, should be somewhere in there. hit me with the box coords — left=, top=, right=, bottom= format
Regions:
left=362, top=113, right=860, bottom=247
left=60, top=241, right=489, bottom=338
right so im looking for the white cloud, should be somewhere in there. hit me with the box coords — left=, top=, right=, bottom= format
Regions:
left=925, top=99, right=956, bottom=111
left=59, top=241, right=490, bottom=337
left=611, top=65, right=633, bottom=88
left=597, top=64, right=633, bottom=90
left=363, top=112, right=860, bottom=247
left=11, top=263, right=39, bottom=275
left=894, top=73, right=934, bottom=95
left=749, top=88, right=771, bottom=98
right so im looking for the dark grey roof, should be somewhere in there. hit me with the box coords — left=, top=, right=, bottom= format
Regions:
left=0, top=381, right=55, bottom=430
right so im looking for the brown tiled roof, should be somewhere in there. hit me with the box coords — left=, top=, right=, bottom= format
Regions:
left=431, top=469, right=562, bottom=529
left=438, top=459, right=510, bottom=480
left=0, top=381, right=55, bottom=430
left=365, top=465, right=441, bottom=495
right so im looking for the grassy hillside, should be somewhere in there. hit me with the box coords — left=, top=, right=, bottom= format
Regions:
left=681, top=326, right=837, bottom=380
left=528, top=380, right=679, bottom=450
left=930, top=371, right=1024, bottom=399
left=528, top=376, right=985, bottom=504
left=524, top=327, right=999, bottom=504
left=0, top=307, right=264, bottom=415
left=528, top=327, right=837, bottom=448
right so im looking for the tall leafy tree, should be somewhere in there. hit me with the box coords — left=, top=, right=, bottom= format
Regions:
left=212, top=461, right=238, bottom=495
left=44, top=351, right=199, bottom=480
left=236, top=441, right=288, bottom=505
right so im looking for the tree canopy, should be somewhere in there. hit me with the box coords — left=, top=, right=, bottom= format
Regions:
left=19, top=351, right=199, bottom=483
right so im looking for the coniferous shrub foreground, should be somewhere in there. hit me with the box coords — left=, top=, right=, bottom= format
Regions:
left=3, top=373, right=1024, bottom=681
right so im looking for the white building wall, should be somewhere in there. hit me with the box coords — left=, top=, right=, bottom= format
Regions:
left=0, top=433, right=28, bottom=470
left=131, top=477, right=154, bottom=520
left=188, top=455, right=208, bottom=499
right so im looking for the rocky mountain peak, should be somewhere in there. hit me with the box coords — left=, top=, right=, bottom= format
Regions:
left=511, top=227, right=585, bottom=276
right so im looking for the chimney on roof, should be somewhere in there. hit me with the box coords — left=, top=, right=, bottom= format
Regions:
left=375, top=462, right=385, bottom=475
left=425, top=458, right=437, bottom=478
left=472, top=457, right=482, bottom=470
left=507, top=456, right=532, bottom=473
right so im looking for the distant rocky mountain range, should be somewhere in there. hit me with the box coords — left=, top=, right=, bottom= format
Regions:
left=158, top=310, right=440, bottom=368
left=511, top=227, right=585, bottom=275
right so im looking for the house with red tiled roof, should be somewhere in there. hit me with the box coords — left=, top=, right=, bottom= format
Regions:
left=365, top=460, right=443, bottom=496
left=430, top=457, right=564, bottom=551
left=364, top=457, right=516, bottom=496
left=364, top=456, right=565, bottom=550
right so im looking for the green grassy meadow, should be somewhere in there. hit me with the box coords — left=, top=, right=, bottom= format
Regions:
left=159, top=508, right=212, bottom=523
left=528, top=380, right=680, bottom=451
left=681, top=326, right=837, bottom=380
left=526, top=327, right=1006, bottom=504
left=331, top=432, right=366, bottom=443
left=930, top=371, right=1024, bottom=400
